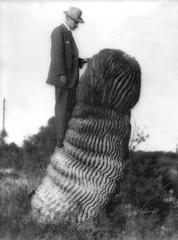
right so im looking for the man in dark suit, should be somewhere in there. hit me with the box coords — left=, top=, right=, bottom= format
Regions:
left=46, top=7, right=89, bottom=148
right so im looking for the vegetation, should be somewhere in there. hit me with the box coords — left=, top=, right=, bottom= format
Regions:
left=0, top=117, right=178, bottom=239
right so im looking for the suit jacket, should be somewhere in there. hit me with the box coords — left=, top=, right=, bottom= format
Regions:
left=46, top=23, right=83, bottom=88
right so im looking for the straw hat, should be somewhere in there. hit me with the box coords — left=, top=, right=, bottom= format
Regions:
left=64, top=7, right=84, bottom=23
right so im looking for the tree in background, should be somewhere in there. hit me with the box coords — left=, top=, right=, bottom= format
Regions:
left=0, top=129, right=8, bottom=147
left=0, top=142, right=22, bottom=170
left=129, top=121, right=149, bottom=151
left=0, top=117, right=57, bottom=174
left=22, top=117, right=57, bottom=173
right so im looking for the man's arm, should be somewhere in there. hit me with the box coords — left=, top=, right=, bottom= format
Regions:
left=51, top=27, right=66, bottom=76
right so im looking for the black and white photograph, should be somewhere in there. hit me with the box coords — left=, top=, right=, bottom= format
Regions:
left=0, top=0, right=178, bottom=239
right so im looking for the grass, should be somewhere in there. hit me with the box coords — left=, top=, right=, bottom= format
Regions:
left=0, top=168, right=178, bottom=240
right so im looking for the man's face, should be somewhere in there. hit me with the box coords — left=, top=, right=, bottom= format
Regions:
left=68, top=18, right=78, bottom=30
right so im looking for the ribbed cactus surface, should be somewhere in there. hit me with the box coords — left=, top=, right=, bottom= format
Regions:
left=31, top=49, right=141, bottom=224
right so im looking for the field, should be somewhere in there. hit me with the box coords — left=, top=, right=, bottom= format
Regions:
left=0, top=158, right=178, bottom=240
left=1, top=172, right=178, bottom=240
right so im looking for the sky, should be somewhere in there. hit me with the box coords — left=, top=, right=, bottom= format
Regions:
left=0, top=0, right=178, bottom=152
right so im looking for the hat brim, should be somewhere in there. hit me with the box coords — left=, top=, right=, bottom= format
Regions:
left=64, top=11, right=84, bottom=23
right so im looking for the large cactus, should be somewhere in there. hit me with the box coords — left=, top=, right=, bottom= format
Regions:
left=31, top=49, right=141, bottom=224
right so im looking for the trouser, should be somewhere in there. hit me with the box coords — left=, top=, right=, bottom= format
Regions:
left=55, top=87, right=76, bottom=142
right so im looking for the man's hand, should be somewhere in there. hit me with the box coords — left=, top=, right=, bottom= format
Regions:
left=83, top=58, right=91, bottom=64
left=78, top=58, right=91, bottom=68
left=60, top=75, right=67, bottom=86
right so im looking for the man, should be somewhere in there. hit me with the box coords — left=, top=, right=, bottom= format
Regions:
left=46, top=7, right=89, bottom=148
